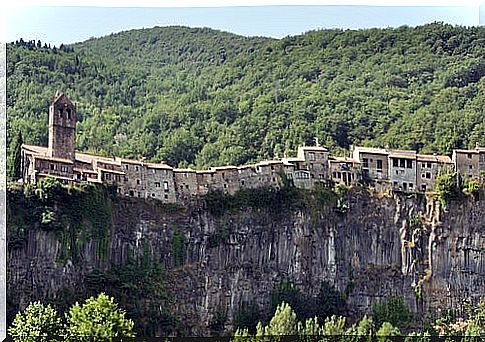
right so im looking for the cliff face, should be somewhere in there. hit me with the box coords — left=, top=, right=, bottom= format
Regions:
left=7, top=187, right=485, bottom=335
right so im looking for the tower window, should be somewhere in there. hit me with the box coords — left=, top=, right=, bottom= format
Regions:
left=66, top=109, right=71, bottom=120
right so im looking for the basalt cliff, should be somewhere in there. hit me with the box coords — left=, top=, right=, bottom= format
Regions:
left=6, top=184, right=485, bottom=336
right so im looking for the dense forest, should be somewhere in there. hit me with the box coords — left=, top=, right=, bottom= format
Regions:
left=6, top=23, right=485, bottom=170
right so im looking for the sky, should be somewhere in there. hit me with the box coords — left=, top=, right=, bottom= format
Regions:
left=2, top=0, right=484, bottom=46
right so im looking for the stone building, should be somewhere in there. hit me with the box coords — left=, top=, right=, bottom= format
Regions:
left=388, top=150, right=417, bottom=193
left=21, top=93, right=482, bottom=201
left=352, top=147, right=390, bottom=192
left=212, top=166, right=240, bottom=194
left=297, top=146, right=330, bottom=182
left=174, top=169, right=198, bottom=201
left=329, top=156, right=360, bottom=186
left=452, top=146, right=485, bottom=181
left=48, top=93, right=76, bottom=160
left=254, top=160, right=284, bottom=188
left=416, top=154, right=453, bottom=192
left=236, top=164, right=258, bottom=189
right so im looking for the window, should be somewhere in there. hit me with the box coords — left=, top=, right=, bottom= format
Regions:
left=469, top=165, right=473, bottom=170
left=421, top=163, right=426, bottom=168
left=163, top=181, right=169, bottom=191
left=363, top=158, right=369, bottom=168
left=393, top=181, right=398, bottom=187
left=271, top=165, right=275, bottom=170
left=50, top=164, right=55, bottom=170
left=377, top=160, right=383, bottom=170
left=337, top=172, right=341, bottom=179
left=129, top=190, right=134, bottom=197
left=224, top=184, right=227, bottom=188
left=427, top=162, right=432, bottom=169
left=152, top=169, right=156, bottom=174
left=155, top=182, right=160, bottom=187
left=180, top=185, right=183, bottom=190
left=467, top=153, right=472, bottom=159
left=421, top=184, right=427, bottom=191
left=61, top=165, right=68, bottom=172
left=164, top=194, right=168, bottom=199
left=425, top=172, right=431, bottom=179
left=403, top=183, right=408, bottom=190
left=136, top=179, right=140, bottom=185
left=309, top=152, right=315, bottom=161
left=185, top=185, right=189, bottom=189
left=105, top=173, right=111, bottom=180
left=152, top=193, right=155, bottom=197
left=406, top=160, right=412, bottom=169
left=393, top=159, right=398, bottom=167
left=124, top=165, right=129, bottom=170
left=400, top=159, right=406, bottom=168
left=409, top=183, right=413, bottom=188
left=135, top=166, right=139, bottom=171
left=241, top=180, right=245, bottom=186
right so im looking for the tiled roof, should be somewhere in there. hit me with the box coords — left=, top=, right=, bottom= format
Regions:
left=353, top=146, right=389, bottom=155
left=417, top=154, right=452, bottom=163
left=298, top=146, right=329, bottom=152
left=145, top=162, right=173, bottom=170
left=174, top=168, right=196, bottom=173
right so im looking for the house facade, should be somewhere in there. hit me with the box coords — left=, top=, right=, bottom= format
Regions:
left=20, top=93, right=484, bottom=201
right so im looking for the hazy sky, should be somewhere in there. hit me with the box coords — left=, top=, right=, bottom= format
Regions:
left=4, top=2, right=484, bottom=46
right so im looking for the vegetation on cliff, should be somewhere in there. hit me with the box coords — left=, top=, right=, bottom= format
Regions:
left=6, top=23, right=485, bottom=174
left=7, top=178, right=114, bottom=262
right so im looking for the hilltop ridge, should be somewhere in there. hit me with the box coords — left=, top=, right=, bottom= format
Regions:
left=6, top=23, right=485, bottom=172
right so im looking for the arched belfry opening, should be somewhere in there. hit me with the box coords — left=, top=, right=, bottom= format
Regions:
left=48, top=92, right=76, bottom=160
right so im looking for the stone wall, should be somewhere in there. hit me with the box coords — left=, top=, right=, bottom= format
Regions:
left=6, top=188, right=485, bottom=335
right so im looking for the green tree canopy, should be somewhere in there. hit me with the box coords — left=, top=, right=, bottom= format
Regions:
left=8, top=302, right=62, bottom=342
left=64, top=293, right=135, bottom=341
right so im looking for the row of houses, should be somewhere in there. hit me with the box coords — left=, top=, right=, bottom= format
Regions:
left=20, top=93, right=485, bottom=204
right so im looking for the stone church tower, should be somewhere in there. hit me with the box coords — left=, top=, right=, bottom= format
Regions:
left=48, top=92, right=76, bottom=160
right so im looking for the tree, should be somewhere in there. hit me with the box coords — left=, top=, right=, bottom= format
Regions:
left=8, top=302, right=62, bottom=342
left=372, top=296, right=412, bottom=329
left=264, top=302, right=298, bottom=336
left=64, top=293, right=134, bottom=341
left=376, top=322, right=400, bottom=342
left=434, top=168, right=459, bottom=207
left=9, top=130, right=23, bottom=180
left=315, top=281, right=346, bottom=320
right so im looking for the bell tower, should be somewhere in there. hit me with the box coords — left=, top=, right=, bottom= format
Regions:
left=48, top=92, right=76, bottom=160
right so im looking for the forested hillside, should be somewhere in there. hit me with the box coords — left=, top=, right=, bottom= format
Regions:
left=6, top=23, right=485, bottom=170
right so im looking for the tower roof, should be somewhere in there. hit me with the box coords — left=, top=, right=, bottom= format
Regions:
left=53, top=92, right=73, bottom=106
